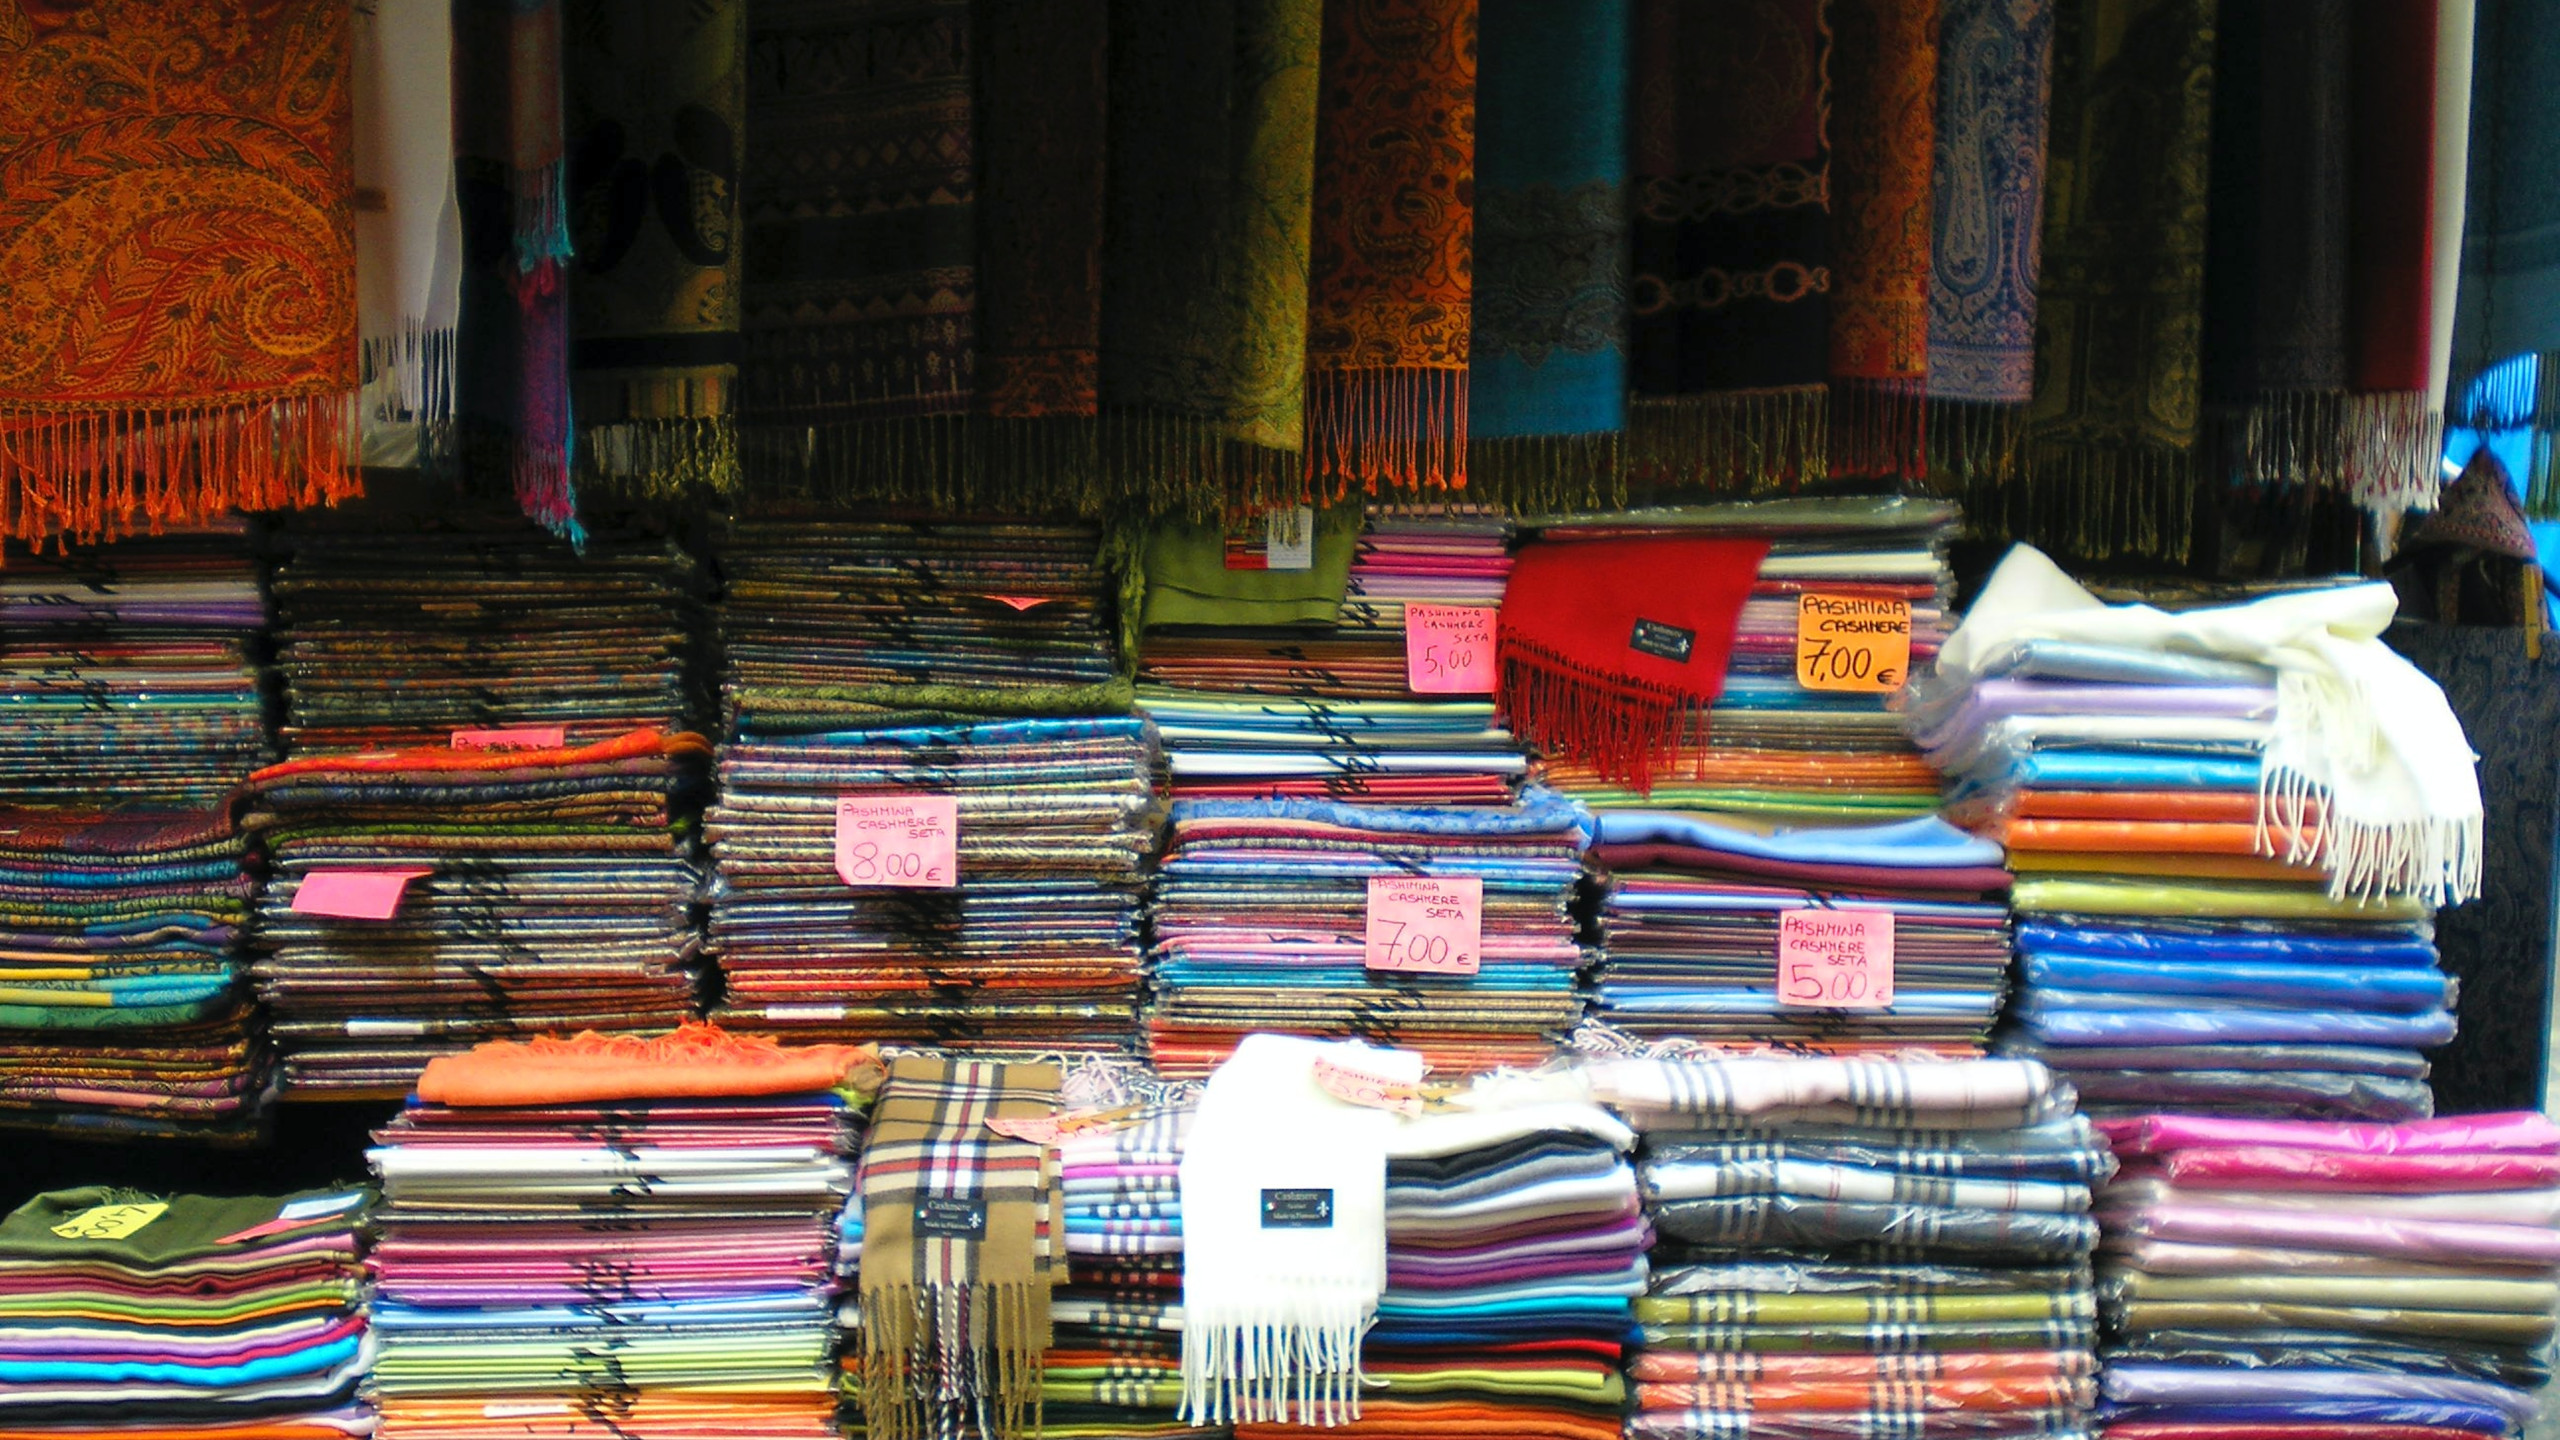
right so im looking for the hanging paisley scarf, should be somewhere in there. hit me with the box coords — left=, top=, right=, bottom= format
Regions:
left=1304, top=0, right=1477, bottom=498
left=2200, top=0, right=2351, bottom=492
left=2344, top=0, right=2448, bottom=510
left=455, top=0, right=580, bottom=538
left=1628, top=0, right=1831, bottom=494
left=355, top=0, right=461, bottom=471
left=1828, top=0, right=1940, bottom=482
left=566, top=0, right=744, bottom=499
left=975, top=1, right=1108, bottom=501
left=2006, top=0, right=2218, bottom=564
left=1099, top=0, right=1321, bottom=513
left=740, top=0, right=975, bottom=504
left=1927, top=0, right=2054, bottom=492
left=0, top=0, right=361, bottom=551
left=1467, top=0, right=1629, bottom=511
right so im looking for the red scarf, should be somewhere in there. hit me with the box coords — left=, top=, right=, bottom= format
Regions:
left=1496, top=535, right=1769, bottom=790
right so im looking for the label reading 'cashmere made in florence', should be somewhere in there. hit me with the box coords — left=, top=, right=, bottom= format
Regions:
left=913, top=1197, right=987, bottom=1240
left=1363, top=875, right=1482, bottom=976
left=1628, top=617, right=1696, bottom=663
left=1260, top=1188, right=1335, bottom=1228
left=834, top=796, right=958, bottom=888
left=1404, top=603, right=1497, bottom=694
left=1777, top=908, right=1895, bottom=1010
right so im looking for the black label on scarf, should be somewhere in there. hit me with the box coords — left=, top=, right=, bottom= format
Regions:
left=1628, top=618, right=1696, bottom=663
left=913, top=1197, right=987, bottom=1240
left=1260, top=1188, right=1334, bottom=1228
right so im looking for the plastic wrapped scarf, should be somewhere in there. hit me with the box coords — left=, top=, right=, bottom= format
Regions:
left=0, top=0, right=360, bottom=551
left=2005, top=0, right=2217, bottom=563
left=455, top=0, right=580, bottom=537
left=1628, top=0, right=1832, bottom=493
left=1304, top=0, right=1477, bottom=498
left=1828, top=0, right=1940, bottom=481
left=1467, top=0, right=1628, bottom=510
left=565, top=0, right=745, bottom=497
left=1927, top=0, right=2054, bottom=489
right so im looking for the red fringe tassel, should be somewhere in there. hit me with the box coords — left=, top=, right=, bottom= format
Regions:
left=1304, top=366, right=1469, bottom=499
left=0, top=394, right=361, bottom=556
left=1498, top=635, right=1704, bottom=795
left=1828, top=375, right=1928, bottom=481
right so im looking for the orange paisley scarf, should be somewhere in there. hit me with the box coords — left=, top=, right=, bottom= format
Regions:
left=0, top=0, right=360, bottom=552
left=1305, top=0, right=1477, bottom=498
left=1828, top=0, right=1940, bottom=481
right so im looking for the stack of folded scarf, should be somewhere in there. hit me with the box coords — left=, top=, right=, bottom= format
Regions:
left=247, top=730, right=710, bottom=1098
left=1528, top=499, right=1955, bottom=821
left=706, top=717, right=1159, bottom=1051
left=1041, top=1105, right=1216, bottom=1440
left=1145, top=790, right=1593, bottom=1076
left=1588, top=812, right=2013, bottom=1053
left=2095, top=1111, right=2560, bottom=1440
left=1590, top=1056, right=2112, bottom=1440
left=716, top=518, right=1128, bottom=735
left=0, top=1185, right=373, bottom=1440
left=268, top=522, right=699, bottom=755
left=1333, top=1085, right=1648, bottom=1440
left=0, top=531, right=271, bottom=808
left=1139, top=512, right=1524, bottom=806
left=1917, top=550, right=2474, bottom=1122
left=367, top=1026, right=878, bottom=1440
left=0, top=812, right=269, bottom=1143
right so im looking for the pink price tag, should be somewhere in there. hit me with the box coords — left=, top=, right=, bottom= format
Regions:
left=1313, top=1055, right=1425, bottom=1115
left=983, top=595, right=1057, bottom=612
left=986, top=1107, right=1130, bottom=1145
left=292, top=868, right=432, bottom=920
left=1364, top=875, right=1482, bottom=976
left=834, top=796, right=959, bottom=888
left=1405, top=603, right=1497, bottom=694
left=451, top=727, right=566, bottom=751
left=1778, top=909, right=1896, bottom=1010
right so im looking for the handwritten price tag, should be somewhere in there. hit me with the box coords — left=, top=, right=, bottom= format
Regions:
left=1405, top=604, right=1496, bottom=694
left=834, top=796, right=958, bottom=888
left=1313, top=1055, right=1426, bottom=1115
left=986, top=1106, right=1135, bottom=1145
left=1364, top=875, right=1482, bottom=976
left=293, top=868, right=432, bottom=920
left=1778, top=909, right=1895, bottom=1010
left=452, top=726, right=567, bottom=751
left=1796, top=594, right=1912, bottom=693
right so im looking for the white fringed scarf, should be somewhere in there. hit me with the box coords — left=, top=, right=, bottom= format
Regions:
left=353, top=0, right=461, bottom=466
left=1178, top=1035, right=1421, bottom=1427
left=1938, top=545, right=2483, bottom=905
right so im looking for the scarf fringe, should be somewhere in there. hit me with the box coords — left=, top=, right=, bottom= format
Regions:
left=579, top=417, right=741, bottom=496
left=2343, top=390, right=2444, bottom=510
left=2213, top=390, right=2350, bottom=490
left=1098, top=410, right=1304, bottom=519
left=1926, top=398, right=2025, bottom=497
left=0, top=393, right=361, bottom=554
left=1179, top=1296, right=1373, bottom=1427
left=1985, top=437, right=2200, bottom=564
left=862, top=1281, right=1048, bottom=1440
left=1626, top=387, right=1828, bottom=494
left=511, top=158, right=573, bottom=266
left=360, top=321, right=457, bottom=427
left=1304, top=366, right=1469, bottom=496
left=2260, top=758, right=2482, bottom=907
left=1497, top=632, right=1697, bottom=793
left=1465, top=432, right=1627, bottom=513
left=1828, top=375, right=1927, bottom=481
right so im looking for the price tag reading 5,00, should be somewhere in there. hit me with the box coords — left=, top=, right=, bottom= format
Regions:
left=1365, top=875, right=1483, bottom=976
left=834, top=796, right=959, bottom=888
left=1778, top=908, right=1895, bottom=1009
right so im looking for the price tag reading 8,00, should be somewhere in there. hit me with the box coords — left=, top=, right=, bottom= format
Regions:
left=1364, top=875, right=1482, bottom=976
left=834, top=796, right=959, bottom=888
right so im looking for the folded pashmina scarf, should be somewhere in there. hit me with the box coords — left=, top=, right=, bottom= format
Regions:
left=0, top=0, right=361, bottom=549
left=860, top=1056, right=1062, bottom=1440
left=415, top=1023, right=882, bottom=1106
left=1304, top=0, right=1477, bottom=497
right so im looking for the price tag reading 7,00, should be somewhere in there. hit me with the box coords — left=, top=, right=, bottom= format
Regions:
left=834, top=796, right=959, bottom=888
left=1364, top=875, right=1482, bottom=976
left=1795, top=593, right=1912, bottom=693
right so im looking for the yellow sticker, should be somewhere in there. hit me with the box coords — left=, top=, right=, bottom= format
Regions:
left=51, top=1201, right=168, bottom=1240
left=1795, top=594, right=1913, bottom=693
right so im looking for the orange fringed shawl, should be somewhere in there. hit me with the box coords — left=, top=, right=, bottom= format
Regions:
left=417, top=1022, right=886, bottom=1106
left=0, top=0, right=361, bottom=551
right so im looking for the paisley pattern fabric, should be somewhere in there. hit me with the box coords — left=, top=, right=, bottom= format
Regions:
left=975, top=0, right=1106, bottom=423
left=2005, top=0, right=2218, bottom=564
left=0, top=0, right=360, bottom=550
left=566, top=0, right=743, bottom=496
left=1100, top=0, right=1320, bottom=498
left=1627, top=0, right=1832, bottom=493
left=1467, top=0, right=1629, bottom=509
left=1828, top=0, right=1939, bottom=481
left=1928, top=0, right=2053, bottom=407
left=1305, top=0, right=1477, bottom=496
